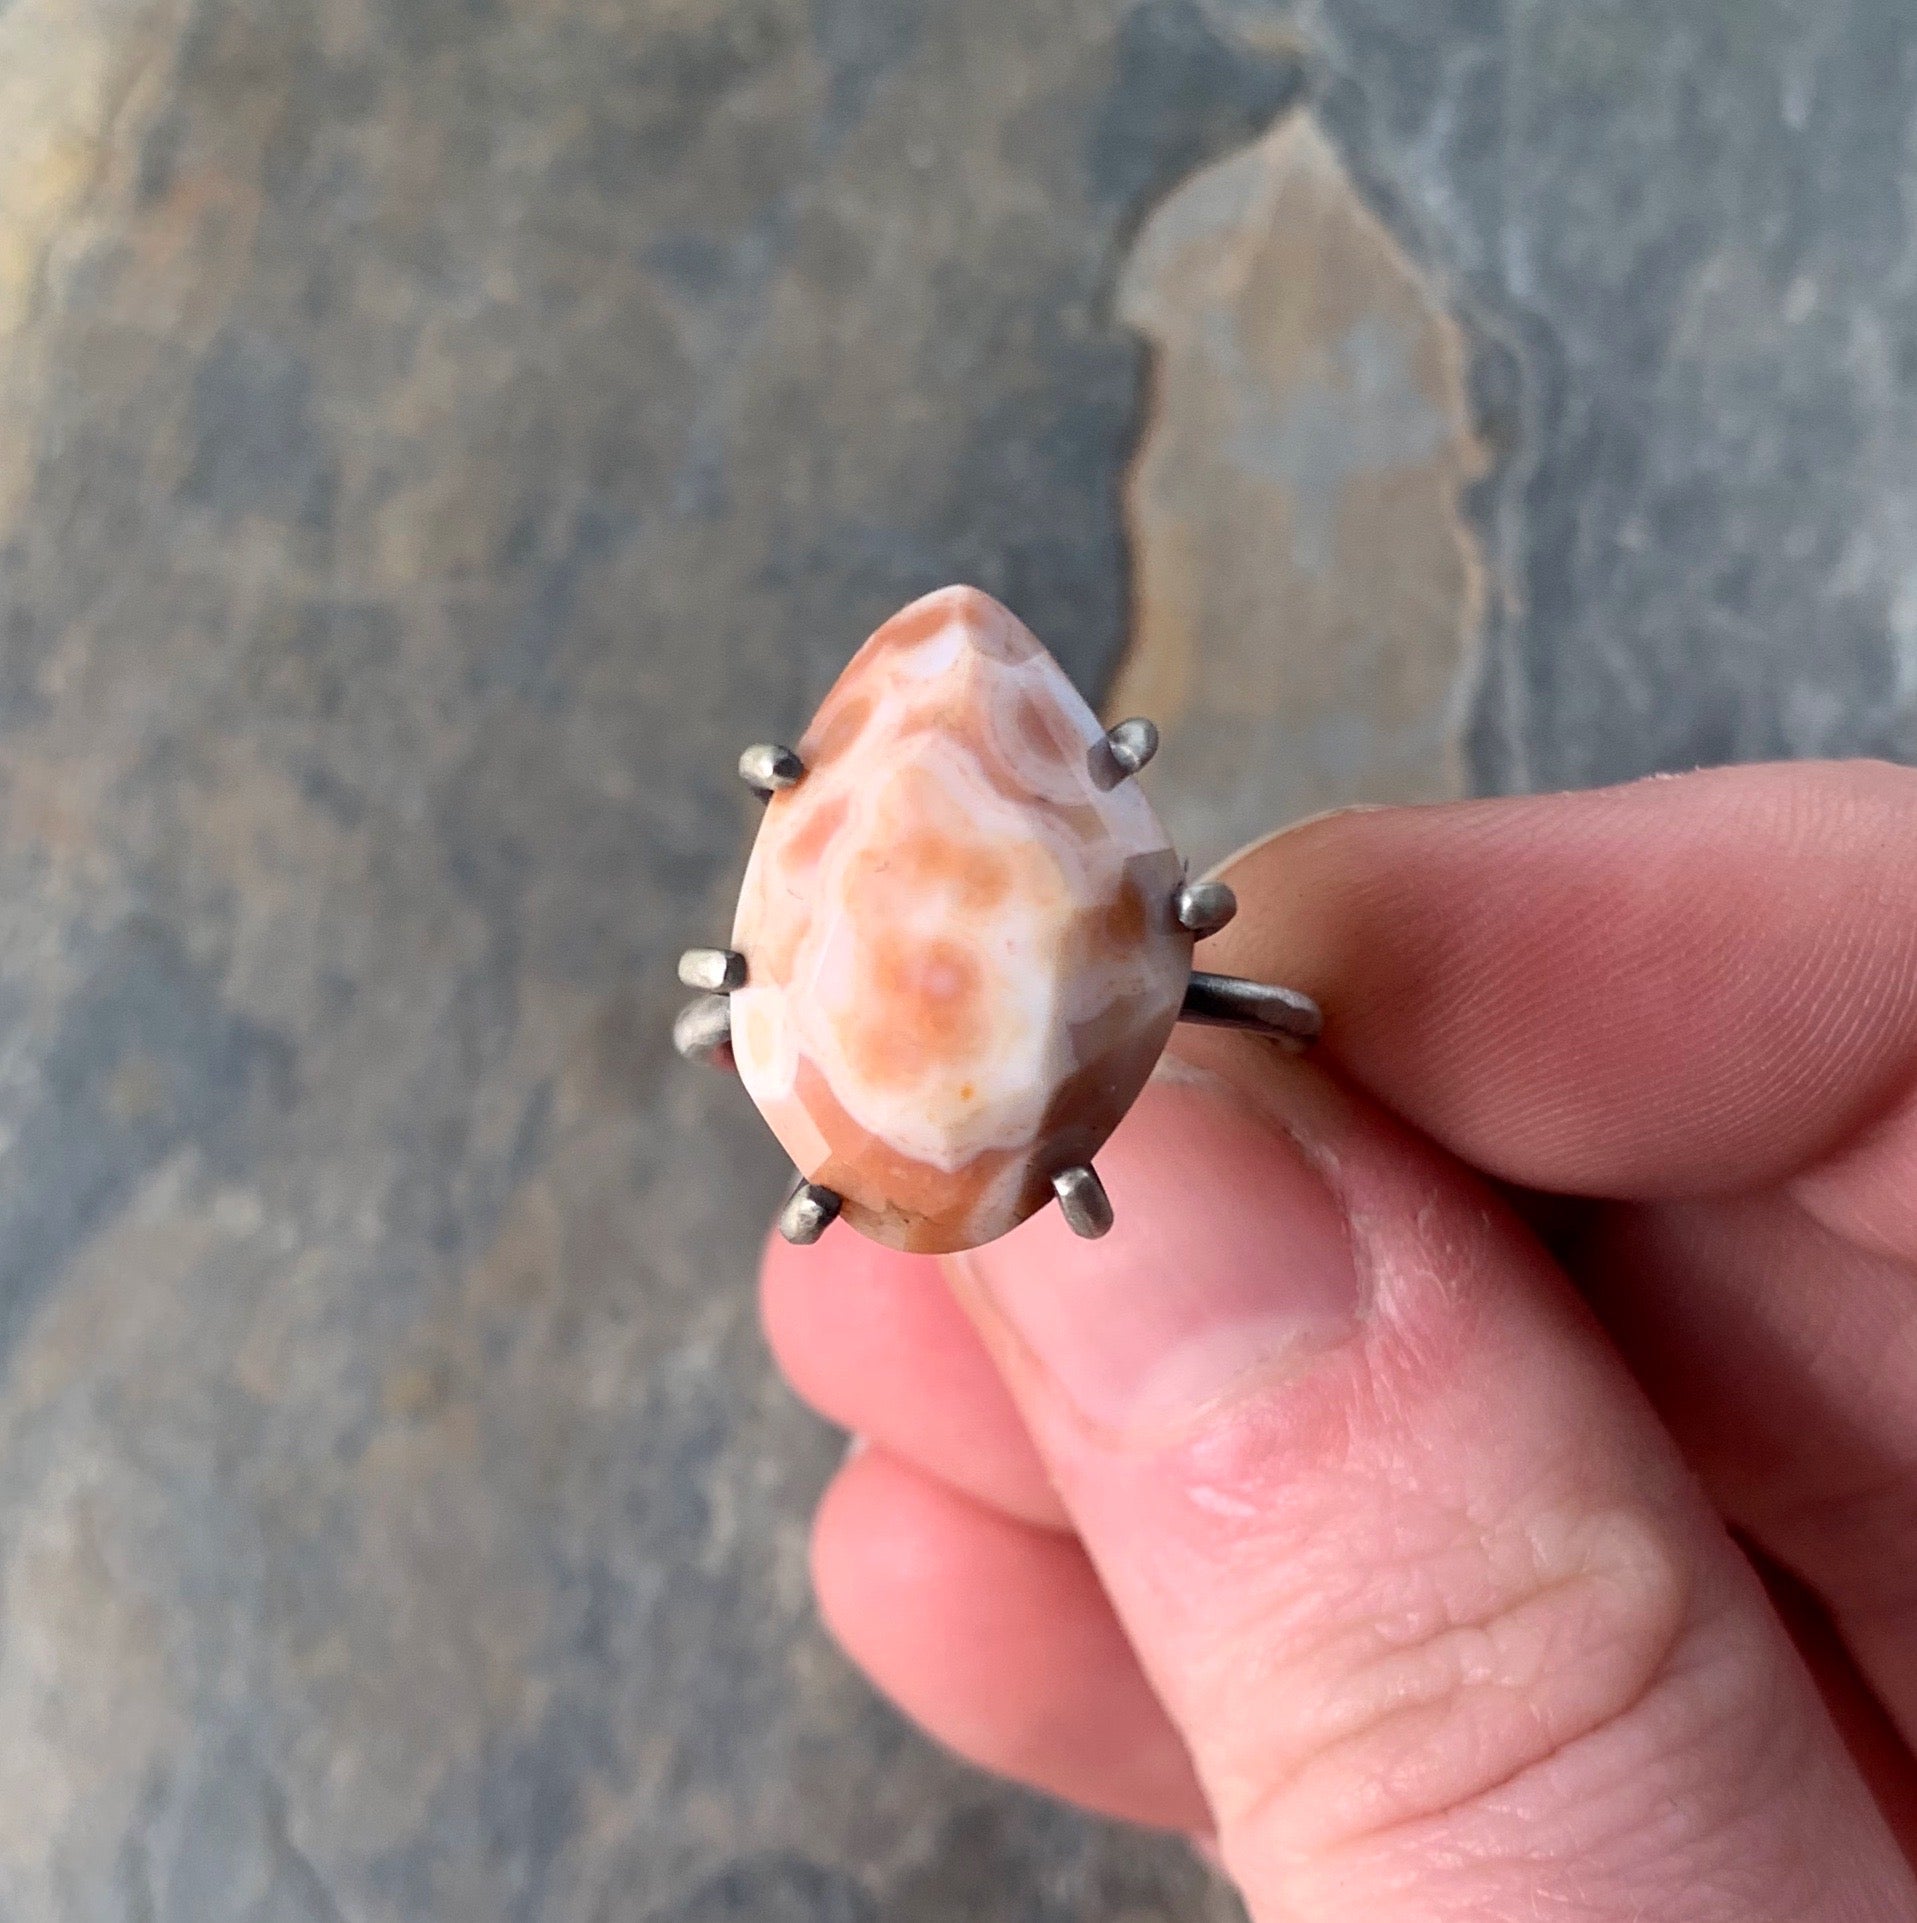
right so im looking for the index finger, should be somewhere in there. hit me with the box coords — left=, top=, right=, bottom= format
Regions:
left=1208, top=760, right=1917, bottom=1201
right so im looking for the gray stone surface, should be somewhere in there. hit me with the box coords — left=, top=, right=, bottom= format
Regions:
left=1304, top=0, right=1917, bottom=787
left=0, top=0, right=1912, bottom=1918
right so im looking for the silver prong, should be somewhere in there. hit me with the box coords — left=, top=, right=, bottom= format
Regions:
left=1102, top=717, right=1159, bottom=781
left=1173, top=880, right=1238, bottom=937
left=740, top=743, right=805, bottom=797
left=673, top=994, right=735, bottom=1067
left=779, top=1179, right=843, bottom=1245
left=1179, top=971, right=1322, bottom=1049
left=678, top=947, right=748, bottom=993
left=1051, top=1164, right=1114, bottom=1239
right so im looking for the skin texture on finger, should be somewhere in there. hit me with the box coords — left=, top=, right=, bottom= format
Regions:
left=1586, top=1190, right=1917, bottom=1754
left=811, top=1446, right=1212, bottom=1833
left=762, top=1222, right=1066, bottom=1527
left=1207, top=764, right=1917, bottom=1806
left=951, top=1063, right=1917, bottom=1921
left=1753, top=1550, right=1917, bottom=1859
left=1210, top=760, right=1917, bottom=1199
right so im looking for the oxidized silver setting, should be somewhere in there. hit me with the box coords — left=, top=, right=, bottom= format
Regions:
left=678, top=710, right=1323, bottom=1244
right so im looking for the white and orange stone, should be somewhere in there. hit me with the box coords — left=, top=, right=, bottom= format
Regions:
left=729, top=585, right=1192, bottom=1253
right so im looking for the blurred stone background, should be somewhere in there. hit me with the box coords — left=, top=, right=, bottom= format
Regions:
left=0, top=1, right=1912, bottom=1918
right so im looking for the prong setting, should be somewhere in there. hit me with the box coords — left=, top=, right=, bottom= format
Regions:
left=686, top=588, right=1324, bottom=1253
left=678, top=947, right=748, bottom=993
left=779, top=1179, right=843, bottom=1245
left=673, top=994, right=735, bottom=1067
left=740, top=743, right=806, bottom=797
left=1100, top=717, right=1159, bottom=783
left=1173, top=879, right=1238, bottom=937
left=1051, top=1164, right=1114, bottom=1239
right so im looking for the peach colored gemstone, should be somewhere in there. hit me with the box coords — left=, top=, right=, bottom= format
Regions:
left=730, top=585, right=1192, bottom=1254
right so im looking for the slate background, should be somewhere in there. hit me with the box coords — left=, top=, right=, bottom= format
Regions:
left=0, top=1, right=1912, bottom=1918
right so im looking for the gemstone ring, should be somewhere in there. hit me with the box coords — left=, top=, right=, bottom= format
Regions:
left=674, top=586, right=1322, bottom=1254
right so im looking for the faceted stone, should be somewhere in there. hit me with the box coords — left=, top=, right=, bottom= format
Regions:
left=730, top=587, right=1191, bottom=1254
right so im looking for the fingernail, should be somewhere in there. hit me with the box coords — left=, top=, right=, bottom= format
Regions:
left=955, top=1069, right=1360, bottom=1436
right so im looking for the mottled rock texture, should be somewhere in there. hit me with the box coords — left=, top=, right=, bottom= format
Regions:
left=730, top=588, right=1189, bottom=1256
left=0, top=0, right=1912, bottom=1917
left=1113, top=111, right=1485, bottom=868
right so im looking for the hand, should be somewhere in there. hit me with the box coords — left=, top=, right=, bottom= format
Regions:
left=763, top=760, right=1917, bottom=1921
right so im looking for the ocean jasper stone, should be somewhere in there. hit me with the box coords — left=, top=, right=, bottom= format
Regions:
left=729, top=585, right=1191, bottom=1253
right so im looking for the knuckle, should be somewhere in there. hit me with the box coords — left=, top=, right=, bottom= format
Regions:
left=1209, top=1496, right=1692, bottom=1867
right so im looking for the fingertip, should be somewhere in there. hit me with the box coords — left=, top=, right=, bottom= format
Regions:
left=811, top=1448, right=1212, bottom=1834
left=1207, top=764, right=1917, bottom=1196
left=807, top=1440, right=889, bottom=1633
left=761, top=1218, right=1069, bottom=1528
left=758, top=1215, right=857, bottom=1384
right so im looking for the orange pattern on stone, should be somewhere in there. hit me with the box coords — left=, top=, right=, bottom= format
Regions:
left=729, top=586, right=1192, bottom=1252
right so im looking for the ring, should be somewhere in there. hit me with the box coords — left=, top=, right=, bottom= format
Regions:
left=675, top=585, right=1321, bottom=1253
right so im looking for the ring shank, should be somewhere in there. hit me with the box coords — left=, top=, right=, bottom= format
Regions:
left=1178, top=971, right=1322, bottom=1047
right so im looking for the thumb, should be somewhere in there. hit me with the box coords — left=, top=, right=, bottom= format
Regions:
left=947, top=1056, right=1913, bottom=1921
